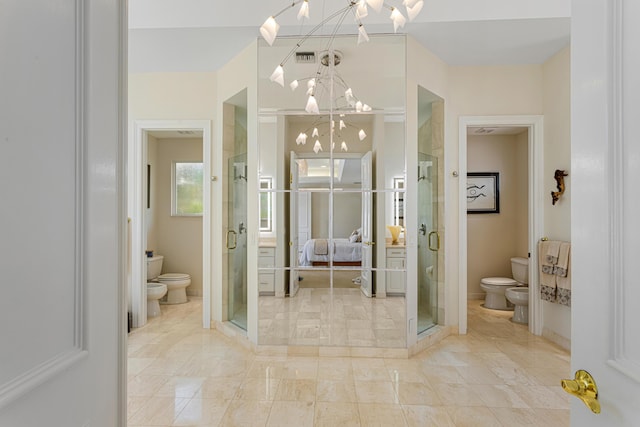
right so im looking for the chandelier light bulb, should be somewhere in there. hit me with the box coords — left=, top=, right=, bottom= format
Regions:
left=260, top=16, right=280, bottom=46
left=357, top=25, right=370, bottom=45
left=340, top=120, right=346, bottom=130
left=341, top=141, right=348, bottom=152
left=406, top=0, right=424, bottom=21
left=306, top=95, right=319, bottom=114
left=290, top=80, right=299, bottom=91
left=390, top=8, right=407, bottom=32
left=362, top=104, right=372, bottom=112
left=312, top=127, right=319, bottom=137
left=296, top=132, right=308, bottom=145
left=297, top=0, right=310, bottom=20
left=332, top=142, right=336, bottom=150
left=366, top=0, right=384, bottom=13
left=270, top=65, right=285, bottom=87
left=345, top=88, right=355, bottom=106
left=403, top=0, right=419, bottom=7
left=356, top=1, right=368, bottom=19
left=359, top=129, right=367, bottom=141
left=355, top=101, right=363, bottom=112
left=313, top=140, right=323, bottom=153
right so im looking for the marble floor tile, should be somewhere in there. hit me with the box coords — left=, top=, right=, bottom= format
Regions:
left=128, top=297, right=571, bottom=427
left=402, top=405, right=455, bottom=427
left=267, top=401, right=315, bottom=427
left=358, top=403, right=407, bottom=427
left=314, top=402, right=361, bottom=427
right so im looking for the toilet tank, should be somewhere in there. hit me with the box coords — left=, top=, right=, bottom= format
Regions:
left=510, top=257, right=529, bottom=285
left=146, top=255, right=164, bottom=280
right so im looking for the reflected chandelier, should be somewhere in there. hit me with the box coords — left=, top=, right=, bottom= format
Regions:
left=261, top=0, right=424, bottom=114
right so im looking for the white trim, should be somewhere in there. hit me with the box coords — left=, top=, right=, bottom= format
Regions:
left=0, top=0, right=89, bottom=407
left=117, top=0, right=128, bottom=424
left=458, top=115, right=544, bottom=336
left=130, top=120, right=212, bottom=329
left=608, top=0, right=640, bottom=382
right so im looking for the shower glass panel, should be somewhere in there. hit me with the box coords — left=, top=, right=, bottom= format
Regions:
left=417, top=85, right=444, bottom=335
left=417, top=153, right=438, bottom=333
left=228, top=153, right=248, bottom=330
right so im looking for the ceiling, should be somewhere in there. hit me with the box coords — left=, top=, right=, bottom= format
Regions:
left=128, top=0, right=571, bottom=73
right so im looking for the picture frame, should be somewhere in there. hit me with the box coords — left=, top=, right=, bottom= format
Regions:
left=467, top=172, right=500, bottom=214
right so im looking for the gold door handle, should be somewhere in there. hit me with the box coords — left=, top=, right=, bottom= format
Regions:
left=226, top=230, right=237, bottom=250
left=561, top=370, right=600, bottom=414
left=428, top=231, right=440, bottom=251
left=365, top=241, right=376, bottom=246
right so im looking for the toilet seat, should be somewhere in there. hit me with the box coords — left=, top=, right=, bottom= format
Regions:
left=158, top=273, right=190, bottom=281
left=481, top=277, right=517, bottom=287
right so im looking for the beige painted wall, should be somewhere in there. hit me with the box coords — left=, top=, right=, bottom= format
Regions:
left=542, top=46, right=571, bottom=347
left=467, top=133, right=529, bottom=299
left=311, top=192, right=362, bottom=238
left=149, top=138, right=204, bottom=296
left=130, top=71, right=216, bottom=302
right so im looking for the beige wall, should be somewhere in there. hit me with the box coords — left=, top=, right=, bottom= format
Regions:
left=311, top=192, right=362, bottom=238
left=542, top=46, right=572, bottom=348
left=148, top=138, right=204, bottom=296
left=467, top=133, right=529, bottom=299
left=130, top=71, right=216, bottom=301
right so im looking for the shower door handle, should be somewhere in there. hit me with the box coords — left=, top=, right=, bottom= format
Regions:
left=428, top=231, right=440, bottom=251
left=226, top=230, right=237, bottom=250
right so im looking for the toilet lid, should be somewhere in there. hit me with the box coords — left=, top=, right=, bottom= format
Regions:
left=158, top=273, right=190, bottom=281
left=481, top=277, right=517, bottom=286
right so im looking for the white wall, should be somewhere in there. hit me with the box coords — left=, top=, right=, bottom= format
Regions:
left=467, top=133, right=529, bottom=299
left=541, top=46, right=571, bottom=348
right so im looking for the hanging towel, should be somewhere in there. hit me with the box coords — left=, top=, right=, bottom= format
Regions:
left=541, top=240, right=559, bottom=275
left=556, top=243, right=571, bottom=306
left=555, top=242, right=571, bottom=277
left=539, top=241, right=557, bottom=302
left=545, top=240, right=561, bottom=265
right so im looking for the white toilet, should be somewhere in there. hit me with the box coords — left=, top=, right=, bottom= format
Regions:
left=505, top=287, right=529, bottom=324
left=146, top=283, right=167, bottom=317
left=146, top=255, right=191, bottom=305
left=480, top=257, right=529, bottom=310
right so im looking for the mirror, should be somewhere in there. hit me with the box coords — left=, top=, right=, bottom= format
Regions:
left=258, top=35, right=406, bottom=347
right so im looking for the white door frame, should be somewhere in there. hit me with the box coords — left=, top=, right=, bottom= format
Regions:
left=129, top=120, right=212, bottom=328
left=458, top=115, right=544, bottom=335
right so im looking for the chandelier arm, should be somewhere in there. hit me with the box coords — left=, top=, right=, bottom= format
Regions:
left=345, top=0, right=364, bottom=26
left=273, top=1, right=305, bottom=19
left=278, top=5, right=354, bottom=66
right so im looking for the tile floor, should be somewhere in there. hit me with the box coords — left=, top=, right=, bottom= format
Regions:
left=128, top=298, right=571, bottom=426
left=259, top=288, right=407, bottom=347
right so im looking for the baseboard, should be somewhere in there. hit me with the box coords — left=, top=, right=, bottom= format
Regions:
left=542, top=327, right=571, bottom=352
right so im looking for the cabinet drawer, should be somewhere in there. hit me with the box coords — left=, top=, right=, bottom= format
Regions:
left=258, top=247, right=275, bottom=257
left=259, top=256, right=275, bottom=268
left=258, top=273, right=275, bottom=293
left=387, top=248, right=406, bottom=258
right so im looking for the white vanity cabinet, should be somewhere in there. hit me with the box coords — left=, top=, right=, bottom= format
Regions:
left=258, top=246, right=276, bottom=294
left=386, top=246, right=406, bottom=295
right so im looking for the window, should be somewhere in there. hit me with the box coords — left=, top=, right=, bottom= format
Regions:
left=393, top=177, right=404, bottom=227
left=259, top=177, right=273, bottom=232
left=172, top=161, right=203, bottom=216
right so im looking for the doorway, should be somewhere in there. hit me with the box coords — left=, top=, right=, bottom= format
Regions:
left=129, top=120, right=212, bottom=328
left=458, top=116, right=544, bottom=336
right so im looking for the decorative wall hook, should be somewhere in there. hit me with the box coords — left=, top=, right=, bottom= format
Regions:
left=551, top=169, right=568, bottom=205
